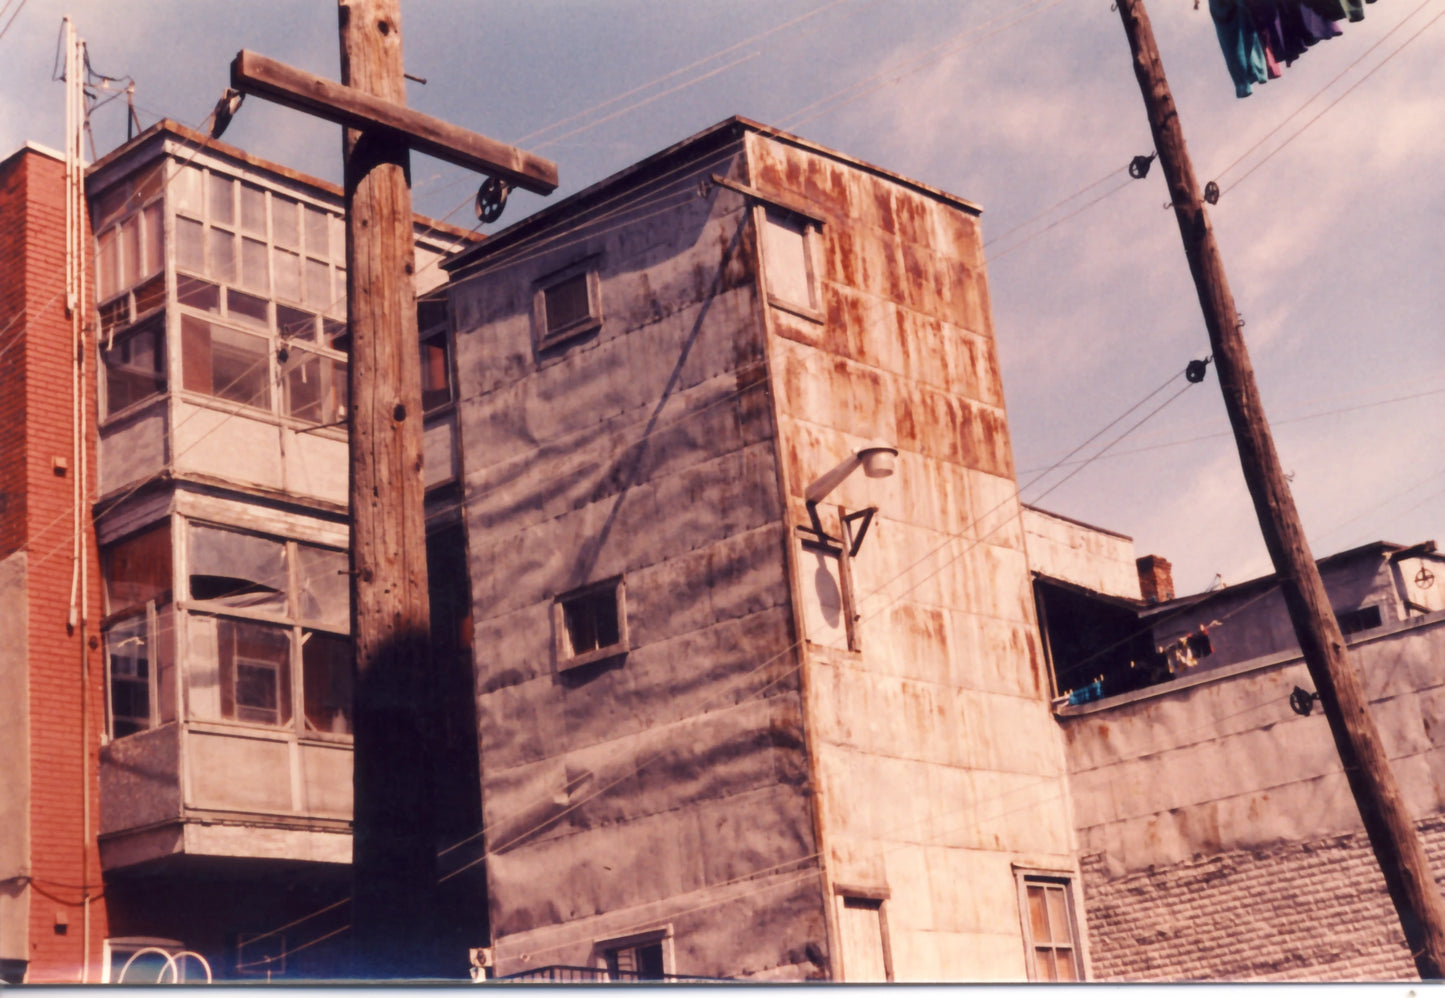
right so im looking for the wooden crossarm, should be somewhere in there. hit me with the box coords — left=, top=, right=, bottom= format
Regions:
left=230, top=49, right=558, bottom=195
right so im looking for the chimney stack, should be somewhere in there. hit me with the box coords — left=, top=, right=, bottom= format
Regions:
left=1137, top=554, right=1174, bottom=604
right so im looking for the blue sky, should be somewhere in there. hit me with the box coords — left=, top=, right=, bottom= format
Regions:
left=3, top=0, right=1441, bottom=595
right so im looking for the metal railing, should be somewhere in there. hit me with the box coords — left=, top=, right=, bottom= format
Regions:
left=490, top=965, right=730, bottom=984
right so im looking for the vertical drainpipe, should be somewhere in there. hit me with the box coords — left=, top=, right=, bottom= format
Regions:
left=62, top=21, right=93, bottom=981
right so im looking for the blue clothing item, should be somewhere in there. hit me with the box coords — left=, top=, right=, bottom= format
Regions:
left=1211, top=0, right=1270, bottom=98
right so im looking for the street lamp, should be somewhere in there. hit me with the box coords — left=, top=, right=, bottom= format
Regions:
left=802, top=445, right=898, bottom=556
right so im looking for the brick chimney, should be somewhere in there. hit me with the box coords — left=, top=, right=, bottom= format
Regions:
left=1137, top=554, right=1174, bottom=604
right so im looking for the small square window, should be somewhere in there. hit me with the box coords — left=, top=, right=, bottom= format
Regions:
left=554, top=577, right=628, bottom=670
left=534, top=261, right=602, bottom=350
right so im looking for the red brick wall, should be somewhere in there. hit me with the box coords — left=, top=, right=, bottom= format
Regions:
left=0, top=146, right=109, bottom=982
left=0, top=150, right=31, bottom=558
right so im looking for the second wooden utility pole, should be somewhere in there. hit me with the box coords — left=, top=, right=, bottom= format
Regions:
left=1115, top=0, right=1445, bottom=979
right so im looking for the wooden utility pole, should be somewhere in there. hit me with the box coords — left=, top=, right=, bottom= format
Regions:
left=229, top=1, right=556, bottom=978
left=338, top=0, right=434, bottom=978
left=1115, top=0, right=1445, bottom=979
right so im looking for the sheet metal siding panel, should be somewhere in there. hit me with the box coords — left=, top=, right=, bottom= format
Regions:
left=98, top=723, right=182, bottom=835
left=452, top=141, right=822, bottom=978
left=1062, top=618, right=1445, bottom=877
left=746, top=131, right=1079, bottom=981
left=1022, top=506, right=1143, bottom=600
left=0, top=550, right=31, bottom=965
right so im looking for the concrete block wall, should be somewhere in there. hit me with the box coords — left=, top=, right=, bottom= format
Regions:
left=1079, top=816, right=1445, bottom=981
left=0, top=145, right=108, bottom=982
left=1063, top=616, right=1445, bottom=981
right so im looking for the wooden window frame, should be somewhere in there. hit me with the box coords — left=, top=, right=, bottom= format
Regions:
left=553, top=576, right=629, bottom=672
left=533, top=257, right=602, bottom=351
left=1015, top=868, right=1085, bottom=982
left=595, top=926, right=672, bottom=982
left=760, top=205, right=823, bottom=323
left=833, top=884, right=894, bottom=983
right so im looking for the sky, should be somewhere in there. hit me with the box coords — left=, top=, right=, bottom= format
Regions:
left=2, top=0, right=1441, bottom=597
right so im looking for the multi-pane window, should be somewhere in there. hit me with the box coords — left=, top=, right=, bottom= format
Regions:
left=101, top=314, right=166, bottom=417
left=184, top=522, right=353, bottom=736
left=101, top=518, right=353, bottom=740
left=101, top=523, right=175, bottom=738
left=598, top=931, right=669, bottom=982
left=1018, top=874, right=1083, bottom=982
left=94, top=162, right=165, bottom=305
left=170, top=161, right=349, bottom=424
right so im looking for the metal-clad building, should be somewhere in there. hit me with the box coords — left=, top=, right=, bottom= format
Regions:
left=444, top=118, right=1084, bottom=982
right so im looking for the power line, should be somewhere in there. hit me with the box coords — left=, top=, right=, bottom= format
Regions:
left=1223, top=5, right=1445, bottom=196
left=1211, top=0, right=1441, bottom=187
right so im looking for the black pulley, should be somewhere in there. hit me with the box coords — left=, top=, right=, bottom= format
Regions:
left=475, top=176, right=511, bottom=224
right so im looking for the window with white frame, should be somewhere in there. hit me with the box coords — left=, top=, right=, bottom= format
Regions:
left=534, top=259, right=602, bottom=350
left=184, top=522, right=353, bottom=735
left=1017, top=872, right=1083, bottom=982
left=100, top=518, right=354, bottom=740
left=761, top=207, right=820, bottom=317
left=103, top=938, right=209, bottom=983
left=554, top=576, right=628, bottom=671
left=101, top=522, right=175, bottom=739
left=93, top=161, right=165, bottom=314
left=170, top=161, right=350, bottom=423
left=101, top=313, right=166, bottom=418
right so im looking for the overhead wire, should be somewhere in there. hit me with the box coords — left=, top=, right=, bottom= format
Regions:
left=1210, top=0, right=1442, bottom=190
left=1017, top=383, right=1445, bottom=473
left=780, top=0, right=1065, bottom=131
left=242, top=350, right=1217, bottom=961
left=1221, top=3, right=1445, bottom=196
left=0, top=0, right=26, bottom=43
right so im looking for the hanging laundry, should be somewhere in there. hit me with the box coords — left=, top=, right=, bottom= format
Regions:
left=1215, top=0, right=1366, bottom=96
left=1211, top=0, right=1270, bottom=97
left=1277, top=0, right=1344, bottom=58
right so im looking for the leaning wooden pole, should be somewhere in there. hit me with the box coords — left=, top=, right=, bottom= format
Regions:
left=340, top=0, right=437, bottom=978
left=1115, top=0, right=1445, bottom=978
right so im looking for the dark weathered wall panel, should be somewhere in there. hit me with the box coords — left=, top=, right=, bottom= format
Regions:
left=451, top=136, right=824, bottom=980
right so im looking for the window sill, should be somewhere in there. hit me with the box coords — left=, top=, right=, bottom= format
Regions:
left=98, top=394, right=168, bottom=432
left=536, top=317, right=603, bottom=354
left=767, top=294, right=824, bottom=325
left=557, top=641, right=629, bottom=673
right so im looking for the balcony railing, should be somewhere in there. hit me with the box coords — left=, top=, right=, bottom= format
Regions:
left=489, top=965, right=730, bottom=984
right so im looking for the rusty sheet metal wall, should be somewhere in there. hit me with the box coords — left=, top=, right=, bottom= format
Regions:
left=745, top=131, right=1082, bottom=981
left=1023, top=506, right=1143, bottom=600
left=450, top=136, right=828, bottom=981
left=1063, top=616, right=1445, bottom=878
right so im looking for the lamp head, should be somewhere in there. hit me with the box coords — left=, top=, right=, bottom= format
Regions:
left=858, top=446, right=898, bottom=479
